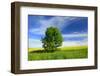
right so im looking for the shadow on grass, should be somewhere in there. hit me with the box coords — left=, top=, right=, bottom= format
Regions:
left=30, top=49, right=60, bottom=53
left=30, top=50, right=53, bottom=53
left=30, top=50, right=44, bottom=53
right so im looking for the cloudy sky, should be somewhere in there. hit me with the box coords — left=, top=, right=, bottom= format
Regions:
left=28, top=15, right=88, bottom=48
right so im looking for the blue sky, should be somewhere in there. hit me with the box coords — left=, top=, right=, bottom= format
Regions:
left=28, top=15, right=88, bottom=48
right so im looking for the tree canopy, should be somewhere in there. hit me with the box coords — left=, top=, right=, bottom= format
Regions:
left=42, top=27, right=63, bottom=52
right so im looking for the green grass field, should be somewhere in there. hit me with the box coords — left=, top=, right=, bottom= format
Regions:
left=28, top=46, right=88, bottom=61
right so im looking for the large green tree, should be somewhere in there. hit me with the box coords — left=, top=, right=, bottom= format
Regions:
left=42, top=27, right=63, bottom=52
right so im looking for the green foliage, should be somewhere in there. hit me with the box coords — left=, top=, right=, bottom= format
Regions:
left=42, top=27, right=63, bottom=52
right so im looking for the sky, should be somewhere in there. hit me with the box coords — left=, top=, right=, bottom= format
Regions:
left=28, top=15, right=88, bottom=48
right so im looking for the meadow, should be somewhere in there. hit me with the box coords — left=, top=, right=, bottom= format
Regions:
left=28, top=46, right=88, bottom=61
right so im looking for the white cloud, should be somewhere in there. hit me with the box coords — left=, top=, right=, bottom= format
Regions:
left=62, top=39, right=88, bottom=47
left=29, top=16, right=79, bottom=35
left=63, top=33, right=87, bottom=38
left=29, top=38, right=42, bottom=48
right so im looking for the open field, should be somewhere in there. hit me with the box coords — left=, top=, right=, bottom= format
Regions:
left=28, top=46, right=88, bottom=61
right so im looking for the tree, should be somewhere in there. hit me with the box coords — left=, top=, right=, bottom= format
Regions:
left=42, top=27, right=63, bottom=52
